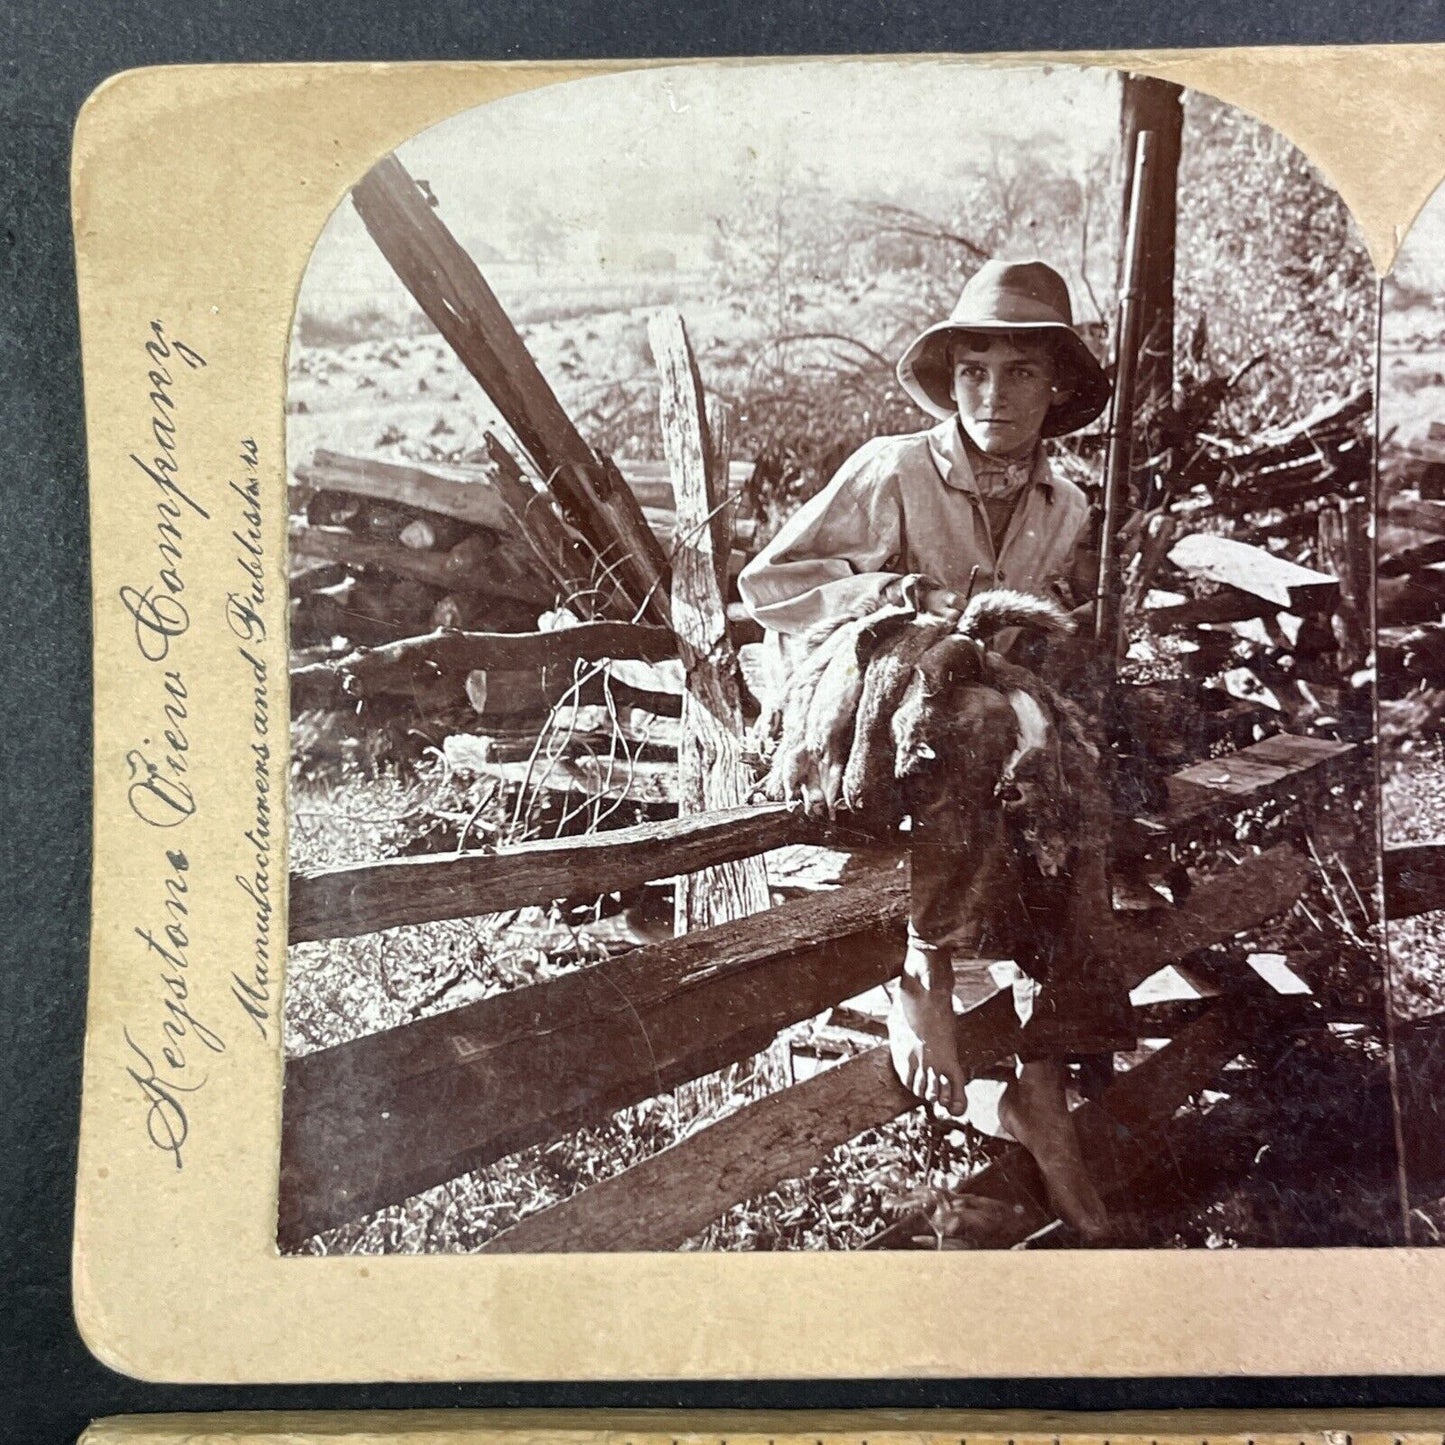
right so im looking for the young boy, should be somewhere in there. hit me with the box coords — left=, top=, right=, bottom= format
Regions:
left=737, top=258, right=1125, bottom=1242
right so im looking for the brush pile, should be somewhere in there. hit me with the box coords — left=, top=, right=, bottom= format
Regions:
left=1378, top=422, right=1445, bottom=744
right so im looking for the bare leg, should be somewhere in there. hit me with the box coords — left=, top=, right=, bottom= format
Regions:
left=887, top=943, right=965, bottom=1117
left=999, top=1058, right=1110, bottom=1242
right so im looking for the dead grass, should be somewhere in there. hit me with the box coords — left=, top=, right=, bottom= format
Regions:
left=1381, top=740, right=1445, bottom=1022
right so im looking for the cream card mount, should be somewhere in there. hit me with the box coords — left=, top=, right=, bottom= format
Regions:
left=70, top=1414, right=1445, bottom=1445
left=72, top=49, right=1445, bottom=1382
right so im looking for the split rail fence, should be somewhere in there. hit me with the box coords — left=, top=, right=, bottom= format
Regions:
left=279, top=151, right=1445, bottom=1253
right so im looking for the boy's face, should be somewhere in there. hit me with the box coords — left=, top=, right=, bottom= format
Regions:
left=950, top=333, right=1065, bottom=459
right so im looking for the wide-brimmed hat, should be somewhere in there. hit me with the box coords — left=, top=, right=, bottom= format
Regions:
left=896, top=259, right=1112, bottom=437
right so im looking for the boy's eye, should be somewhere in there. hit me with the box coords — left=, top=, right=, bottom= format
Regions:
left=955, top=361, right=1044, bottom=382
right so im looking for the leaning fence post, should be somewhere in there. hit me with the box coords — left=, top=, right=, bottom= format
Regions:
left=649, top=308, right=771, bottom=940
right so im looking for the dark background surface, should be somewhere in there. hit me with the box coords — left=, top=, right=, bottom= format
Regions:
left=6, top=2, right=1445, bottom=1442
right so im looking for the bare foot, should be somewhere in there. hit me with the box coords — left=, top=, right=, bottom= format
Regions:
left=888, top=949, right=965, bottom=1116
left=999, top=1059, right=1110, bottom=1242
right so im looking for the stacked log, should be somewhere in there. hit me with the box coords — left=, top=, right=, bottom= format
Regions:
left=1379, top=478, right=1445, bottom=717
left=1174, top=389, right=1371, bottom=527
left=1133, top=516, right=1359, bottom=737
left=288, top=447, right=759, bottom=709
left=287, top=450, right=557, bottom=658
left=1116, top=386, right=1370, bottom=741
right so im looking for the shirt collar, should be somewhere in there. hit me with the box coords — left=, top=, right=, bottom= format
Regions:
left=926, top=416, right=1055, bottom=499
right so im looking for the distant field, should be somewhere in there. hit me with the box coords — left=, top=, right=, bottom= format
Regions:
left=287, top=266, right=940, bottom=487
left=1381, top=297, right=1445, bottom=449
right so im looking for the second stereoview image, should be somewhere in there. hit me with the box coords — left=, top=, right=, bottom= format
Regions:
left=278, top=61, right=1390, bottom=1255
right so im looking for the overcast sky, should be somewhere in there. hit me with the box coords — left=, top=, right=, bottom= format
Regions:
left=1395, top=180, right=1445, bottom=294
left=301, top=59, right=1122, bottom=303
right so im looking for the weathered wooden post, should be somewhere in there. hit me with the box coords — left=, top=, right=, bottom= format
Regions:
left=1097, top=130, right=1155, bottom=664
left=1318, top=497, right=1369, bottom=673
left=649, top=308, right=771, bottom=936
left=704, top=397, right=737, bottom=601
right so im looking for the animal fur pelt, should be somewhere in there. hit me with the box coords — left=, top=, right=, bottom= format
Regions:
left=955, top=589, right=1075, bottom=647
left=763, top=589, right=1124, bottom=1051
left=900, top=645, right=1108, bottom=876
left=760, top=592, right=916, bottom=812
left=841, top=615, right=958, bottom=815
left=760, top=588, right=1092, bottom=852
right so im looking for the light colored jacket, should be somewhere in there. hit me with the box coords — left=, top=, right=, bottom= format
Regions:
left=737, top=417, right=1091, bottom=637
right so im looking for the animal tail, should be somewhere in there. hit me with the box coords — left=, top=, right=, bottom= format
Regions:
left=958, top=588, right=1073, bottom=643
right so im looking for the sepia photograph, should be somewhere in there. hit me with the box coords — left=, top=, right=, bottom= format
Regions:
left=1373, top=179, right=1445, bottom=1240
left=277, top=59, right=1388, bottom=1256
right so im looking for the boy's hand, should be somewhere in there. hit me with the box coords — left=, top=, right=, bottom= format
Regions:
left=918, top=585, right=965, bottom=618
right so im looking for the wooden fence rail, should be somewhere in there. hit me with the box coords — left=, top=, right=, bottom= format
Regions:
left=290, top=621, right=677, bottom=712
left=289, top=733, right=1353, bottom=945
left=279, top=862, right=910, bottom=1246
left=280, top=843, right=1310, bottom=1248
left=1168, top=514, right=1340, bottom=615
left=1385, top=843, right=1445, bottom=919
left=482, top=845, right=1310, bottom=1254
left=479, top=1018, right=994, bottom=1254
left=287, top=803, right=867, bottom=944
